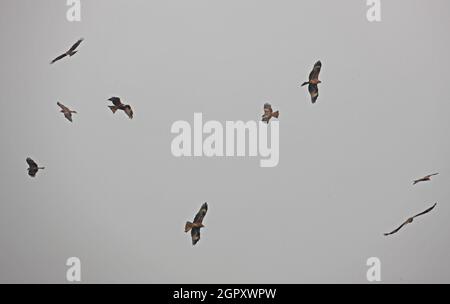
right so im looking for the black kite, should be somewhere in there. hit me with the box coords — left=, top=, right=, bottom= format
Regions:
left=185, top=202, right=208, bottom=246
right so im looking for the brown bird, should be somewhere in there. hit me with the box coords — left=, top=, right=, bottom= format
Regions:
left=384, top=203, right=437, bottom=236
left=262, top=103, right=279, bottom=124
left=26, top=157, right=45, bottom=177
left=413, top=173, right=439, bottom=185
left=301, top=61, right=322, bottom=104
left=185, top=202, right=208, bottom=246
left=50, top=38, right=84, bottom=64
left=57, top=102, right=77, bottom=122
left=108, top=97, right=133, bottom=119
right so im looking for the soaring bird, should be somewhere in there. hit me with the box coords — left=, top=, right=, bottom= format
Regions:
left=413, top=173, right=439, bottom=185
left=262, top=103, right=279, bottom=124
left=384, top=203, right=437, bottom=236
left=50, top=38, right=84, bottom=64
left=108, top=97, right=133, bottom=119
left=185, top=202, right=208, bottom=246
left=26, top=157, right=45, bottom=177
left=57, top=102, right=77, bottom=122
left=301, top=61, right=322, bottom=104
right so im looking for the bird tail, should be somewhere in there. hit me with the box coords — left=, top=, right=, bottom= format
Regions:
left=71, top=111, right=77, bottom=114
left=272, top=111, right=279, bottom=119
left=301, top=81, right=309, bottom=87
left=38, top=167, right=45, bottom=170
left=185, top=222, right=193, bottom=233
left=109, top=106, right=118, bottom=113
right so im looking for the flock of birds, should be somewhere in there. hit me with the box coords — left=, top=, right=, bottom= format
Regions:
left=261, top=60, right=321, bottom=124
left=383, top=174, right=439, bottom=236
left=24, top=38, right=439, bottom=245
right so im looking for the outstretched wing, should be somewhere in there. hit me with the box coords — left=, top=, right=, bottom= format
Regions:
left=68, top=38, right=84, bottom=53
left=57, top=102, right=70, bottom=112
left=413, top=203, right=437, bottom=219
left=124, top=105, right=133, bottom=119
left=50, top=53, right=67, bottom=64
left=384, top=220, right=409, bottom=236
left=308, top=84, right=319, bottom=104
left=26, top=157, right=38, bottom=169
left=309, top=61, right=322, bottom=81
left=193, top=202, right=208, bottom=224
left=413, top=178, right=425, bottom=185
left=64, top=112, right=73, bottom=122
left=191, top=227, right=201, bottom=245
left=108, top=97, right=123, bottom=107
left=426, top=173, right=439, bottom=178
left=28, top=168, right=38, bottom=177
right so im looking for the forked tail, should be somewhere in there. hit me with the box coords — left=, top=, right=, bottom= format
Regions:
left=301, top=81, right=309, bottom=87
left=109, top=106, right=118, bottom=113
left=185, top=221, right=193, bottom=233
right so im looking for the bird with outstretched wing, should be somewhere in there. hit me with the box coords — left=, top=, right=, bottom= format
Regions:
left=57, top=102, right=77, bottom=122
left=384, top=203, right=437, bottom=236
left=51, top=38, right=84, bottom=64
left=413, top=173, right=439, bottom=185
left=185, top=203, right=208, bottom=246
left=108, top=97, right=134, bottom=119
left=262, top=103, right=279, bottom=124
left=26, top=157, right=45, bottom=177
left=301, top=61, right=322, bottom=104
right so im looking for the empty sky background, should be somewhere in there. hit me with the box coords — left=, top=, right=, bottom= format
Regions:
left=1, top=0, right=450, bottom=283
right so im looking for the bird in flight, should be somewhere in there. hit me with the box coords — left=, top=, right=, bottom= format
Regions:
left=108, top=97, right=133, bottom=119
left=50, top=38, right=84, bottom=64
left=262, top=103, right=279, bottom=124
left=384, top=203, right=437, bottom=236
left=413, top=173, right=439, bottom=185
left=57, top=102, right=77, bottom=122
left=301, top=61, right=322, bottom=104
left=185, top=202, right=208, bottom=246
left=26, top=158, right=45, bottom=177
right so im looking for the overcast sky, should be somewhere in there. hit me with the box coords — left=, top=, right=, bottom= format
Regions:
left=1, top=0, right=450, bottom=283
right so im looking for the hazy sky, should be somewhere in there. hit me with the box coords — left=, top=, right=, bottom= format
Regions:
left=1, top=0, right=450, bottom=283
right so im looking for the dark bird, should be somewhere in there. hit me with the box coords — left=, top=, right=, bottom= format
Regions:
left=57, top=102, right=77, bottom=122
left=50, top=38, right=84, bottom=64
left=413, top=173, right=439, bottom=185
left=185, top=202, right=208, bottom=246
left=262, top=103, right=279, bottom=124
left=384, top=203, right=437, bottom=236
left=108, top=97, right=133, bottom=119
left=301, top=61, right=322, bottom=104
left=26, top=157, right=45, bottom=177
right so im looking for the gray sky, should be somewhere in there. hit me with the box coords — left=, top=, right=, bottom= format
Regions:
left=1, top=0, right=450, bottom=283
